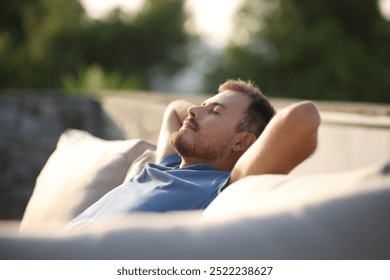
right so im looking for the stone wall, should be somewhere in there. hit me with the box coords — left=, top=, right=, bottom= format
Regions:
left=0, top=94, right=105, bottom=220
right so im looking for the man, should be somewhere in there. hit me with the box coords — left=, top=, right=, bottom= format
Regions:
left=68, top=79, right=320, bottom=227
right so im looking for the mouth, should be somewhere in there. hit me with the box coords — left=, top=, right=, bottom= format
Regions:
left=183, top=118, right=198, bottom=131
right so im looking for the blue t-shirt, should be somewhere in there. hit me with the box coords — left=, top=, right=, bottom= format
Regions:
left=69, top=154, right=230, bottom=224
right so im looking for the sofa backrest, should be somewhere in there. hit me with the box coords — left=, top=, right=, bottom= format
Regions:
left=292, top=111, right=390, bottom=175
left=100, top=93, right=390, bottom=175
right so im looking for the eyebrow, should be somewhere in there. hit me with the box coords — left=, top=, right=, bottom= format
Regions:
left=202, top=101, right=226, bottom=109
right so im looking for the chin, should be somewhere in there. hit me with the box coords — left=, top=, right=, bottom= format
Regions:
left=170, top=131, right=193, bottom=155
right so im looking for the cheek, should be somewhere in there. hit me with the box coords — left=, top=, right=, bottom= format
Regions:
left=200, top=126, right=233, bottom=143
left=197, top=117, right=237, bottom=139
left=205, top=119, right=236, bottom=135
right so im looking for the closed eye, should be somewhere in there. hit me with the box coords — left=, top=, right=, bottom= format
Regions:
left=201, top=101, right=224, bottom=115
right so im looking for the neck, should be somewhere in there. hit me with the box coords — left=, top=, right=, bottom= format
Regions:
left=179, top=154, right=238, bottom=172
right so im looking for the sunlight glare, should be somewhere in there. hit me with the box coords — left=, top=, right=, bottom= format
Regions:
left=379, top=0, right=390, bottom=19
left=80, top=0, right=145, bottom=19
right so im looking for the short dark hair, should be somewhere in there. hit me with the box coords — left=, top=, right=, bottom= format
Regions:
left=219, top=79, right=276, bottom=138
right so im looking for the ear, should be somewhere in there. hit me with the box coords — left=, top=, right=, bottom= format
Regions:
left=232, top=132, right=257, bottom=153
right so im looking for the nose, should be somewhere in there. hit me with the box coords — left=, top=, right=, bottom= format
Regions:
left=188, top=105, right=200, bottom=119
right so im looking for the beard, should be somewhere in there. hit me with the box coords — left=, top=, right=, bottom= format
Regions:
left=169, top=128, right=232, bottom=162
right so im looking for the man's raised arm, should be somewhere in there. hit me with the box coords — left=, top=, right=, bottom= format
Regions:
left=229, top=101, right=321, bottom=185
left=155, top=99, right=195, bottom=163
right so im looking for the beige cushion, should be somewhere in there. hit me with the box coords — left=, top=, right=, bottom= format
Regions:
left=124, top=149, right=156, bottom=182
left=202, top=161, right=390, bottom=221
left=6, top=161, right=389, bottom=259
left=19, top=129, right=155, bottom=231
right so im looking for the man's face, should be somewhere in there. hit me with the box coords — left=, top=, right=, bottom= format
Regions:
left=170, top=91, right=250, bottom=162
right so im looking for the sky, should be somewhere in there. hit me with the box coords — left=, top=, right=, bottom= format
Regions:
left=380, top=0, right=390, bottom=18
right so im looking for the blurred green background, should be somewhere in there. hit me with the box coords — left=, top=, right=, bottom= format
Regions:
left=1, top=0, right=390, bottom=102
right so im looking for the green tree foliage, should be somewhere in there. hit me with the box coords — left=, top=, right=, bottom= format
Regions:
left=61, top=64, right=140, bottom=95
left=0, top=0, right=85, bottom=88
left=0, top=0, right=191, bottom=92
left=205, top=0, right=390, bottom=103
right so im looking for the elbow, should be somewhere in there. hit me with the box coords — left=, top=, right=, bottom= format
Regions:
left=285, top=100, right=321, bottom=131
left=297, top=101, right=321, bottom=129
left=283, top=100, right=321, bottom=155
left=297, top=101, right=321, bottom=154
